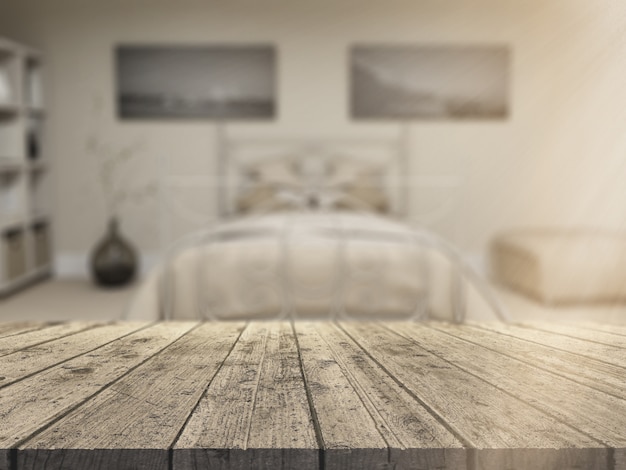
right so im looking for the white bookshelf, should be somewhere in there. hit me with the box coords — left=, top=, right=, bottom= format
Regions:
left=0, top=37, right=51, bottom=297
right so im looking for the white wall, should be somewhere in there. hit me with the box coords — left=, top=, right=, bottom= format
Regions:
left=3, top=0, right=626, bottom=275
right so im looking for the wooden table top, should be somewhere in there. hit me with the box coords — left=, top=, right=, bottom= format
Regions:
left=0, top=321, right=624, bottom=470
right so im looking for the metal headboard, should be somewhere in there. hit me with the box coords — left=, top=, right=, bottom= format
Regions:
left=215, top=125, right=411, bottom=220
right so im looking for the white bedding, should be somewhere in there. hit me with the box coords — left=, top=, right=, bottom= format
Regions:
left=126, top=212, right=470, bottom=321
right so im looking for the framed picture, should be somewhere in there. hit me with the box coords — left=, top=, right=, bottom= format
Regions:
left=116, top=45, right=277, bottom=120
left=351, top=44, right=510, bottom=120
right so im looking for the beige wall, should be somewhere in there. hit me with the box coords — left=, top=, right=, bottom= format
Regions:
left=3, top=0, right=626, bottom=273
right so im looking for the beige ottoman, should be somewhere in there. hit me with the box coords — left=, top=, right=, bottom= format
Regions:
left=491, top=230, right=626, bottom=304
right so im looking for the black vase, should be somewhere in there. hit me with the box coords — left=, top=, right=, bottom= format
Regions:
left=90, top=218, right=138, bottom=287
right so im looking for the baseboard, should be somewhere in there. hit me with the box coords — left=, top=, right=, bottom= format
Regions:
left=54, top=252, right=161, bottom=279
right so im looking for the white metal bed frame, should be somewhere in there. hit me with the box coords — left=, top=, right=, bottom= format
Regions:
left=146, top=127, right=509, bottom=323
left=155, top=211, right=509, bottom=323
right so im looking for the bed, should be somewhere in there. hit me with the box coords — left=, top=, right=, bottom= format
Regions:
left=126, top=133, right=508, bottom=322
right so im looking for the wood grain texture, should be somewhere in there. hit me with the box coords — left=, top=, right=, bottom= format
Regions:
left=339, top=322, right=609, bottom=470
left=0, top=322, right=147, bottom=389
left=0, top=323, right=44, bottom=339
left=174, top=322, right=319, bottom=470
left=478, top=322, right=626, bottom=368
left=616, top=449, right=626, bottom=470
left=0, top=322, right=99, bottom=357
left=295, top=322, right=389, bottom=470
left=392, top=324, right=625, bottom=447
left=0, top=321, right=624, bottom=470
left=436, top=323, right=626, bottom=398
left=305, top=323, right=466, bottom=470
left=578, top=322, right=626, bottom=337
left=19, top=322, right=244, bottom=470
left=0, top=322, right=196, bottom=470
left=522, top=322, right=626, bottom=348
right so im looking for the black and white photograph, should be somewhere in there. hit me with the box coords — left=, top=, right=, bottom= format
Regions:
left=351, top=45, right=510, bottom=120
left=116, top=45, right=276, bottom=119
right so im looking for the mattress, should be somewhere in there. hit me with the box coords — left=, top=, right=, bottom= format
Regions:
left=127, top=211, right=464, bottom=321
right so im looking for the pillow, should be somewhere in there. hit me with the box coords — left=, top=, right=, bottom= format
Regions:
left=326, top=156, right=389, bottom=213
left=242, top=156, right=301, bottom=187
left=234, top=155, right=390, bottom=214
left=236, top=156, right=303, bottom=213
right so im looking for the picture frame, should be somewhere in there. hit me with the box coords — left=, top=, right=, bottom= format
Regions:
left=350, top=44, right=510, bottom=120
left=116, top=45, right=277, bottom=120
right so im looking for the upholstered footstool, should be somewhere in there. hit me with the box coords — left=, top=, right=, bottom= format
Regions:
left=490, top=230, right=626, bottom=304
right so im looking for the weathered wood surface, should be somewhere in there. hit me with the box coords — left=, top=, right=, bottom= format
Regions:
left=175, top=322, right=319, bottom=470
left=434, top=323, right=626, bottom=398
left=294, top=322, right=466, bottom=470
left=477, top=322, right=626, bottom=368
left=340, top=322, right=609, bottom=470
left=20, top=322, right=244, bottom=470
left=0, top=322, right=196, bottom=470
left=0, top=322, right=147, bottom=389
left=0, top=322, right=100, bottom=357
left=579, top=322, right=626, bottom=337
left=519, top=321, right=626, bottom=348
left=391, top=324, right=626, bottom=447
left=0, top=323, right=44, bottom=339
left=0, top=321, right=625, bottom=470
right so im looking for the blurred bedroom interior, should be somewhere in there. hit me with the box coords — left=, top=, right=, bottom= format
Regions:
left=1, top=0, right=626, bottom=325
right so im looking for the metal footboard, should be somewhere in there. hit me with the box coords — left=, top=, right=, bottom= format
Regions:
left=152, top=211, right=509, bottom=323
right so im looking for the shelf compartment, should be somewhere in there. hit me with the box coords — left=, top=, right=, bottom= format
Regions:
left=0, top=118, right=25, bottom=159
left=30, top=220, right=51, bottom=269
left=1, top=227, right=27, bottom=283
left=0, top=50, right=20, bottom=109
left=28, top=169, right=50, bottom=217
left=0, top=171, right=24, bottom=221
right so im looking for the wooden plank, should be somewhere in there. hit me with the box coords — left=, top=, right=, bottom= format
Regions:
left=306, top=323, right=466, bottom=470
left=0, top=322, right=196, bottom=470
left=616, top=449, right=626, bottom=470
left=477, top=322, right=626, bottom=368
left=0, top=322, right=44, bottom=339
left=434, top=323, right=626, bottom=399
left=0, top=322, right=99, bottom=357
left=19, top=322, right=245, bottom=470
left=174, top=322, right=319, bottom=470
left=577, top=322, right=626, bottom=337
left=0, top=322, right=148, bottom=389
left=293, top=322, right=388, bottom=470
left=522, top=322, right=626, bottom=348
left=389, top=323, right=626, bottom=449
left=339, top=322, right=609, bottom=470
